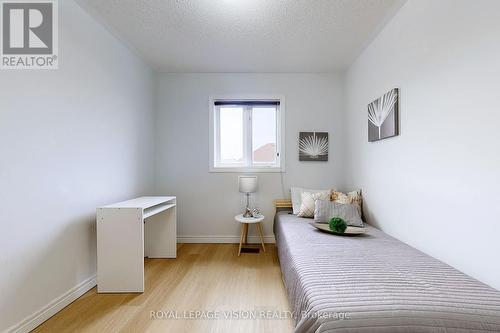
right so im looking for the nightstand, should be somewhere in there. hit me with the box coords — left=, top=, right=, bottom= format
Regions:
left=234, top=214, right=265, bottom=256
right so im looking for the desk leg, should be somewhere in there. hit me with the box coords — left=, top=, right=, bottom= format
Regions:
left=145, top=207, right=177, bottom=258
left=97, top=208, right=144, bottom=293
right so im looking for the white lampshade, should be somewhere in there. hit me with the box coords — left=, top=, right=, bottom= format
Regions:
left=238, top=176, right=258, bottom=193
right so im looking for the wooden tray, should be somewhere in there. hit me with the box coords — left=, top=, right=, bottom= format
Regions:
left=310, top=222, right=366, bottom=236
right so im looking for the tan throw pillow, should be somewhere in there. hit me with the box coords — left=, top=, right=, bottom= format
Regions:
left=298, top=190, right=331, bottom=218
left=331, top=190, right=363, bottom=216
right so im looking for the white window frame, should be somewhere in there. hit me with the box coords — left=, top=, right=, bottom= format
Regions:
left=209, top=95, right=285, bottom=173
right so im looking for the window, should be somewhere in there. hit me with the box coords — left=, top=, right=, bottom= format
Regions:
left=210, top=98, right=284, bottom=172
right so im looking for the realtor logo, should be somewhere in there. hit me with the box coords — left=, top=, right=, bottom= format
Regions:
left=1, top=0, right=58, bottom=69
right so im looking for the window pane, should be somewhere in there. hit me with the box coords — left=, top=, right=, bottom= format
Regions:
left=252, top=107, right=277, bottom=164
left=219, top=107, right=244, bottom=164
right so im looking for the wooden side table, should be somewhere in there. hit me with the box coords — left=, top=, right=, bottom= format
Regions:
left=234, top=214, right=265, bottom=256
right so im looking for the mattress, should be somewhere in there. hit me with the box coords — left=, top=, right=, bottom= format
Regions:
left=274, top=211, right=500, bottom=332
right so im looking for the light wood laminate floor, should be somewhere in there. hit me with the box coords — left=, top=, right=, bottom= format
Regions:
left=33, top=244, right=293, bottom=333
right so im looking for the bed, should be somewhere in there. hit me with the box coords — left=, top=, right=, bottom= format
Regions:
left=274, top=210, right=500, bottom=332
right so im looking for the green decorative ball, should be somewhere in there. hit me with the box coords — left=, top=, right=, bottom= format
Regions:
left=329, top=217, right=347, bottom=233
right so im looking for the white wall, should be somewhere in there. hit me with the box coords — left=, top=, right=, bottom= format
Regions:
left=344, top=0, right=500, bottom=290
left=0, top=1, right=155, bottom=331
left=155, top=73, right=344, bottom=241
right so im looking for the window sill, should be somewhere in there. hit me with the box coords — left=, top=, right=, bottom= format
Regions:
left=209, top=166, right=284, bottom=173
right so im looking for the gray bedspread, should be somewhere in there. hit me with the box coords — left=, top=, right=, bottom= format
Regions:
left=274, top=211, right=500, bottom=332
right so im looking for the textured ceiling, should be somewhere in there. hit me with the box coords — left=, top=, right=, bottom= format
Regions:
left=76, top=0, right=405, bottom=72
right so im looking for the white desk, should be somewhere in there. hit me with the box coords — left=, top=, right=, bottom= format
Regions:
left=96, top=196, right=176, bottom=293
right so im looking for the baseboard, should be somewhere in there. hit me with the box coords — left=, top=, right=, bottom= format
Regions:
left=178, top=235, right=276, bottom=244
left=5, top=275, right=97, bottom=333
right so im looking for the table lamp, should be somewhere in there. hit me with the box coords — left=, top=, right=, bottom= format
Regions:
left=239, top=176, right=257, bottom=217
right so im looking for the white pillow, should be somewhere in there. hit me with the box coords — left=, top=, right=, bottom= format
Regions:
left=314, top=200, right=364, bottom=227
left=291, top=187, right=331, bottom=215
left=297, top=191, right=331, bottom=218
